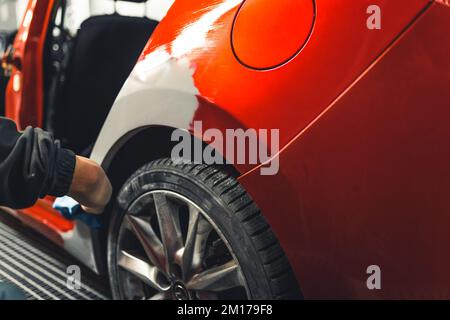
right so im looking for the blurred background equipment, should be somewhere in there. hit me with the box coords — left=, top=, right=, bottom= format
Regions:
left=0, top=0, right=173, bottom=117
left=0, top=0, right=25, bottom=116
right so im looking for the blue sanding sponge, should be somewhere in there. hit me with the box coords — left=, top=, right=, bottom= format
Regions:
left=53, top=196, right=102, bottom=229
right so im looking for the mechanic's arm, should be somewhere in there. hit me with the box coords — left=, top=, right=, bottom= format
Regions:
left=0, top=117, right=112, bottom=213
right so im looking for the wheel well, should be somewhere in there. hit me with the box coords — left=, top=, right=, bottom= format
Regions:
left=105, top=126, right=239, bottom=197
left=96, top=125, right=239, bottom=272
left=106, top=126, right=177, bottom=199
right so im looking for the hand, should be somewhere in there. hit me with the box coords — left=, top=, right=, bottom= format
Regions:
left=67, top=156, right=112, bottom=214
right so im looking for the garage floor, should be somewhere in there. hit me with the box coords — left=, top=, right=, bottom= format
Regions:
left=0, top=212, right=110, bottom=300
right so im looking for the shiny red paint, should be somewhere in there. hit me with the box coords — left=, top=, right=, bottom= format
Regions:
left=14, top=198, right=69, bottom=246
left=239, top=2, right=450, bottom=298
left=5, top=0, right=54, bottom=129
left=231, top=0, right=316, bottom=70
left=147, top=0, right=431, bottom=149
left=12, top=198, right=74, bottom=243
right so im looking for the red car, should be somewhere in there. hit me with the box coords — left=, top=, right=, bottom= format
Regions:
left=2, top=0, right=450, bottom=299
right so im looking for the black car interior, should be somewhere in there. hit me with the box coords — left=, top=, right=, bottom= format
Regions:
left=44, top=0, right=158, bottom=155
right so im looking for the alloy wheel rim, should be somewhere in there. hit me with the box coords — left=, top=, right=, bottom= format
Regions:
left=116, top=190, right=249, bottom=300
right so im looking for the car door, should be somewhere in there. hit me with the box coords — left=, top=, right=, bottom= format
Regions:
left=4, top=0, right=55, bottom=129
left=1, top=0, right=74, bottom=245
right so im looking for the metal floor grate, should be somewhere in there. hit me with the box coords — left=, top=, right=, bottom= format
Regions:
left=0, top=215, right=110, bottom=300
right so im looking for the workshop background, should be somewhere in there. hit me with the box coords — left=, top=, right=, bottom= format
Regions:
left=0, top=0, right=173, bottom=42
left=0, top=0, right=173, bottom=300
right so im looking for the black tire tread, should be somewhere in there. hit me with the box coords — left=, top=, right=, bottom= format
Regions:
left=131, top=159, right=301, bottom=300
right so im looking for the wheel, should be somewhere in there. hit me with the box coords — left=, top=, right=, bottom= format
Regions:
left=107, top=159, right=301, bottom=300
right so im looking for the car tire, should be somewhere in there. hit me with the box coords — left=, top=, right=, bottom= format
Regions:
left=107, top=158, right=301, bottom=300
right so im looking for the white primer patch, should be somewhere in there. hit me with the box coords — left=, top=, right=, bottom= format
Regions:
left=91, top=0, right=243, bottom=165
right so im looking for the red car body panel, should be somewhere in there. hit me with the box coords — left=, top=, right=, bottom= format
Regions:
left=147, top=0, right=431, bottom=149
left=6, top=0, right=54, bottom=129
left=239, top=2, right=450, bottom=298
left=96, top=0, right=450, bottom=298
left=3, top=0, right=450, bottom=298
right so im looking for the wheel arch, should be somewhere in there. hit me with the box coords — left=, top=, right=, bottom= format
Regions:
left=92, top=124, right=240, bottom=274
left=104, top=125, right=240, bottom=203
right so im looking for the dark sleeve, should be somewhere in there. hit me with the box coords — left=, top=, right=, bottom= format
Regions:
left=0, top=117, right=76, bottom=209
